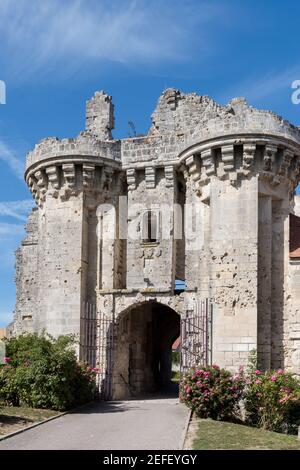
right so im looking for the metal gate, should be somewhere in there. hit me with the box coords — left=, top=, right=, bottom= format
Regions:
left=180, top=298, right=212, bottom=373
left=81, top=298, right=212, bottom=399
left=80, top=303, right=115, bottom=399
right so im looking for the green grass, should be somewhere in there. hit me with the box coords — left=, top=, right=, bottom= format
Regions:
left=192, top=419, right=300, bottom=450
left=0, top=406, right=59, bottom=436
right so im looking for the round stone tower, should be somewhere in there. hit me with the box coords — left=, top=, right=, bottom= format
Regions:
left=173, top=94, right=300, bottom=372
left=12, top=89, right=300, bottom=399
left=14, top=92, right=123, bottom=337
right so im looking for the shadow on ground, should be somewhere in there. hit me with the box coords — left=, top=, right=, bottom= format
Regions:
left=0, top=414, right=33, bottom=426
left=71, top=383, right=179, bottom=415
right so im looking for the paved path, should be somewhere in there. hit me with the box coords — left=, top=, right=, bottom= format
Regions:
left=0, top=398, right=189, bottom=450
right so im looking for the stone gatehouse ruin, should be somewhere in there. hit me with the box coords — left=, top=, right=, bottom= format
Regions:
left=10, top=88, right=300, bottom=399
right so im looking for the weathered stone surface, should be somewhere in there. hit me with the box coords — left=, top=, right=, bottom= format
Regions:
left=11, top=89, right=300, bottom=396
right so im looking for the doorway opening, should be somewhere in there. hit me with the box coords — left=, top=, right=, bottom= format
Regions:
left=113, top=301, right=180, bottom=399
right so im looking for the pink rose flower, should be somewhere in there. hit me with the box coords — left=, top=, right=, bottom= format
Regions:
left=4, top=357, right=11, bottom=364
left=255, top=379, right=261, bottom=384
left=255, top=370, right=261, bottom=375
left=271, top=375, right=277, bottom=382
left=277, top=369, right=284, bottom=375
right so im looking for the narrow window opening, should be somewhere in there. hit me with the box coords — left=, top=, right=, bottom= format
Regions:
left=142, top=210, right=159, bottom=243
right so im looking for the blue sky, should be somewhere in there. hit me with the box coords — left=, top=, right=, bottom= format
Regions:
left=1, top=0, right=300, bottom=327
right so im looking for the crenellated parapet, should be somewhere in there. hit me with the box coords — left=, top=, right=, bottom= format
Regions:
left=24, top=119, right=123, bottom=205
left=150, top=91, right=300, bottom=152
left=26, top=133, right=121, bottom=169
left=181, top=137, right=300, bottom=201
left=25, top=141, right=122, bottom=206
left=121, top=92, right=300, bottom=202
left=26, top=161, right=122, bottom=205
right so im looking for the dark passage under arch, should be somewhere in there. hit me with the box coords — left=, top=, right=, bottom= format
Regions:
left=113, top=301, right=180, bottom=399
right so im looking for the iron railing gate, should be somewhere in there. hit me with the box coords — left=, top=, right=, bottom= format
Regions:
left=80, top=303, right=115, bottom=399
left=80, top=303, right=97, bottom=367
left=81, top=298, right=212, bottom=399
left=97, top=310, right=115, bottom=399
left=180, top=298, right=212, bottom=374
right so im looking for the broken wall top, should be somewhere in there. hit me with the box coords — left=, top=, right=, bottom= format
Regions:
left=25, top=88, right=300, bottom=172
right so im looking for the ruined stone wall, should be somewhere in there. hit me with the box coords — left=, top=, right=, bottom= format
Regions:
left=257, top=195, right=272, bottom=369
left=182, top=135, right=299, bottom=372
left=36, top=194, right=85, bottom=336
left=13, top=208, right=39, bottom=334
left=286, top=258, right=300, bottom=374
left=271, top=198, right=290, bottom=369
left=126, top=167, right=176, bottom=290
left=208, top=177, right=258, bottom=370
left=174, top=171, right=185, bottom=281
left=285, top=193, right=300, bottom=374
left=86, top=91, right=114, bottom=140
left=287, top=195, right=300, bottom=372
left=12, top=88, right=300, bottom=384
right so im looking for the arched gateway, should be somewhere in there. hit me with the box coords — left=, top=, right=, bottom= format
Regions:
left=81, top=296, right=212, bottom=399
left=11, top=89, right=300, bottom=400
left=114, top=301, right=180, bottom=399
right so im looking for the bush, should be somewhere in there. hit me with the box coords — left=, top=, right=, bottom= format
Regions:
left=0, top=333, right=96, bottom=411
left=180, top=365, right=245, bottom=421
left=244, top=368, right=300, bottom=434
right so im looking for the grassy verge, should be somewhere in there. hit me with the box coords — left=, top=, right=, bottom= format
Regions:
left=192, top=418, right=300, bottom=450
left=0, top=406, right=59, bottom=437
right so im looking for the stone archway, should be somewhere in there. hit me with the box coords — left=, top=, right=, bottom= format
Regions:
left=112, top=301, right=180, bottom=400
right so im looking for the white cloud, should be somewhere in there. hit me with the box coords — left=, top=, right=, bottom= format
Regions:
left=0, top=200, right=34, bottom=222
left=0, top=139, right=24, bottom=180
left=226, top=66, right=300, bottom=103
left=0, top=0, right=223, bottom=80
left=0, top=222, right=24, bottom=238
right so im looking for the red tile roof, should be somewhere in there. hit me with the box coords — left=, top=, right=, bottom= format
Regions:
left=0, top=328, right=6, bottom=339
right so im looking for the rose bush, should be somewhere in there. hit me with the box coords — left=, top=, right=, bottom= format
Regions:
left=180, top=364, right=300, bottom=434
left=0, top=333, right=97, bottom=411
left=179, top=365, right=245, bottom=421
left=243, top=368, right=300, bottom=433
